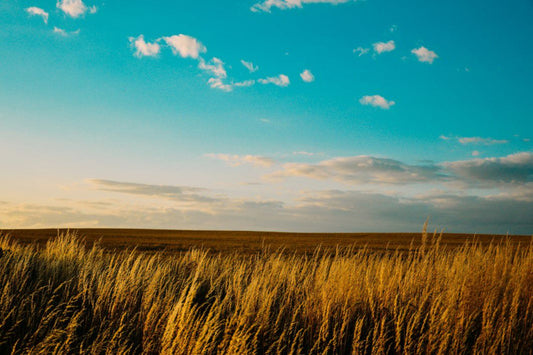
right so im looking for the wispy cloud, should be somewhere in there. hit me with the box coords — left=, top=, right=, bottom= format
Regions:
left=199, top=57, right=227, bottom=79
left=87, top=179, right=217, bottom=203
left=2, top=187, right=531, bottom=233
left=162, top=34, right=206, bottom=59
left=412, top=46, right=438, bottom=63
left=359, top=95, right=395, bottom=109
left=268, top=155, right=442, bottom=185
left=267, top=152, right=533, bottom=189
left=300, top=69, right=315, bottom=82
left=440, top=135, right=509, bottom=145
left=56, top=0, right=90, bottom=18
left=458, top=137, right=509, bottom=145
left=241, top=59, right=259, bottom=73
left=258, top=74, right=290, bottom=87
left=53, top=27, right=80, bottom=36
left=233, top=80, right=256, bottom=87
left=373, top=40, right=395, bottom=54
left=353, top=47, right=369, bottom=57
left=129, top=35, right=160, bottom=57
left=26, top=7, right=49, bottom=24
left=205, top=154, right=276, bottom=167
left=251, top=0, right=354, bottom=13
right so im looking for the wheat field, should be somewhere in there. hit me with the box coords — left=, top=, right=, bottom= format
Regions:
left=0, top=227, right=532, bottom=354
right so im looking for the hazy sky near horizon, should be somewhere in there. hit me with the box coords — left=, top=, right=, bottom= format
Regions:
left=0, top=0, right=532, bottom=233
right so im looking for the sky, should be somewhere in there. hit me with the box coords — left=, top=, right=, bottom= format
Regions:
left=0, top=0, right=532, bottom=233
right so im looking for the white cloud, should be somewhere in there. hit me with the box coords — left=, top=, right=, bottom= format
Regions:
left=198, top=57, right=227, bottom=79
left=353, top=47, right=369, bottom=56
left=390, top=25, right=398, bottom=33
left=359, top=95, right=395, bottom=109
left=205, top=154, right=275, bottom=167
left=207, top=78, right=233, bottom=92
left=199, top=58, right=238, bottom=91
left=472, top=150, right=480, bottom=157
left=56, top=0, right=89, bottom=18
left=458, top=137, right=509, bottom=145
left=26, top=7, right=49, bottom=24
left=129, top=35, right=160, bottom=58
left=233, top=80, right=256, bottom=87
left=373, top=40, right=395, bottom=54
left=440, top=135, right=509, bottom=145
left=444, top=152, right=533, bottom=185
left=162, top=34, right=206, bottom=59
left=267, top=155, right=441, bottom=185
left=241, top=59, right=259, bottom=73
left=258, top=74, right=290, bottom=87
left=411, top=46, right=438, bottom=64
left=53, top=27, right=80, bottom=36
left=251, top=0, right=353, bottom=12
left=300, top=69, right=314, bottom=82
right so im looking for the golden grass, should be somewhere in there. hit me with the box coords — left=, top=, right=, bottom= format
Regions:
left=0, top=228, right=531, bottom=354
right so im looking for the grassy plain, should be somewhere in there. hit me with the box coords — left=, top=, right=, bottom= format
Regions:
left=0, top=227, right=531, bottom=353
left=1, top=228, right=530, bottom=254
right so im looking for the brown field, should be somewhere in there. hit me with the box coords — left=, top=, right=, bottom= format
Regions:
left=1, top=227, right=532, bottom=353
left=1, top=228, right=530, bottom=254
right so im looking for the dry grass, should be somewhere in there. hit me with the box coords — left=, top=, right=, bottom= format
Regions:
left=0, top=227, right=532, bottom=354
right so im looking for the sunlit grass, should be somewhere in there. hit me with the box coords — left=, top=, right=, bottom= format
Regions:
left=0, top=227, right=531, bottom=354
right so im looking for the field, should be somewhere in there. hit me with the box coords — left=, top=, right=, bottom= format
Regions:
left=0, top=226, right=532, bottom=354
left=2, top=227, right=531, bottom=254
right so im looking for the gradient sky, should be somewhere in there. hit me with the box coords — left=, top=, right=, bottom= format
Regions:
left=1, top=0, right=532, bottom=233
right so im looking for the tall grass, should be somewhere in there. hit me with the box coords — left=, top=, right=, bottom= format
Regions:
left=0, top=230, right=531, bottom=354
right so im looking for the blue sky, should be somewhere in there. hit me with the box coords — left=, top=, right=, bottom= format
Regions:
left=0, top=0, right=532, bottom=233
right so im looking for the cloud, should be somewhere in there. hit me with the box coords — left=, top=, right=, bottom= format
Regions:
left=162, top=34, right=206, bottom=59
left=3, top=187, right=531, bottom=233
left=268, top=155, right=442, bottom=185
left=472, top=150, right=480, bottom=157
left=411, top=46, right=438, bottom=64
left=205, top=154, right=275, bottom=167
left=56, top=0, right=89, bottom=18
left=439, top=135, right=509, bottom=145
left=53, top=27, right=80, bottom=36
left=129, top=35, right=160, bottom=58
left=353, top=47, right=369, bottom=56
left=87, top=179, right=217, bottom=203
left=359, top=95, right=395, bottom=109
left=233, top=80, right=256, bottom=87
left=258, top=74, right=290, bottom=87
left=26, top=7, right=49, bottom=24
left=241, top=60, right=259, bottom=73
left=207, top=78, right=233, bottom=92
left=198, top=57, right=227, bottom=79
left=444, top=152, right=533, bottom=185
left=292, top=151, right=322, bottom=156
left=89, top=5, right=97, bottom=14
left=251, top=0, right=354, bottom=12
left=373, top=40, right=395, bottom=54
left=267, top=151, right=533, bottom=189
left=198, top=57, right=236, bottom=91
left=300, top=69, right=315, bottom=82
left=457, top=137, right=509, bottom=145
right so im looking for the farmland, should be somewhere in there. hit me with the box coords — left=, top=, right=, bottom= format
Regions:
left=0, top=227, right=531, bottom=353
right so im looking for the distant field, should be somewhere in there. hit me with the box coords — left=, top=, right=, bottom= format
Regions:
left=1, top=228, right=530, bottom=254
